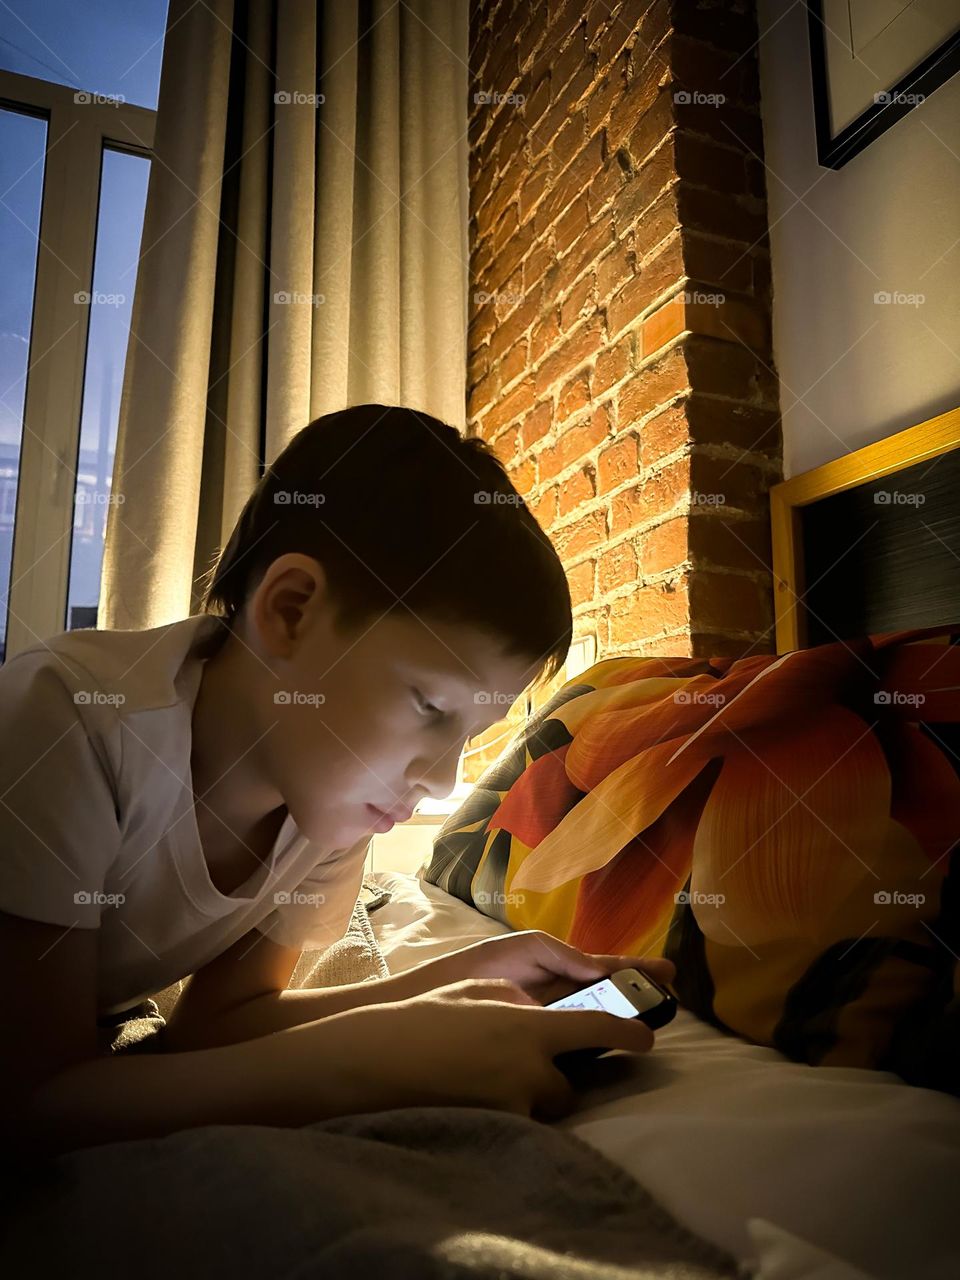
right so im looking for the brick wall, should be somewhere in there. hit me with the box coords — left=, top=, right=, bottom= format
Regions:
left=467, top=0, right=783, bottom=739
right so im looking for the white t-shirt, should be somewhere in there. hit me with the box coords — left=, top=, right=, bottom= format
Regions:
left=0, top=614, right=370, bottom=1014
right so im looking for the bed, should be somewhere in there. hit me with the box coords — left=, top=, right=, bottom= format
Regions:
left=365, top=866, right=959, bottom=1280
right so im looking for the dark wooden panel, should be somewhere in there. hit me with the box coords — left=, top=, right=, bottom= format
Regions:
left=801, top=448, right=960, bottom=645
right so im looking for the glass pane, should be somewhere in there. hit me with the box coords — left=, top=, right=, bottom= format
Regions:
left=0, top=0, right=169, bottom=109
left=66, top=148, right=150, bottom=631
left=0, top=108, right=46, bottom=664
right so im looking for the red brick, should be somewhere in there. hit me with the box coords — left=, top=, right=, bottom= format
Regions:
left=520, top=400, right=553, bottom=451
left=688, top=512, right=772, bottom=575
left=534, top=316, right=604, bottom=395
left=682, top=334, right=761, bottom=401
left=554, top=195, right=590, bottom=255
left=507, top=455, right=537, bottom=494
left=682, top=287, right=769, bottom=353
left=616, top=136, right=680, bottom=233
left=557, top=372, right=591, bottom=423
left=481, top=375, right=537, bottom=437
left=596, top=242, right=636, bottom=304
left=555, top=218, right=615, bottom=292
left=606, top=52, right=664, bottom=153
left=607, top=234, right=684, bottom=337
left=518, top=161, right=551, bottom=223
left=623, top=85, right=676, bottom=171
left=609, top=456, right=691, bottom=535
left=586, top=159, right=628, bottom=221
left=617, top=348, right=689, bottom=429
left=558, top=466, right=596, bottom=517
left=554, top=508, right=606, bottom=560
left=672, top=97, right=764, bottom=157
left=598, top=539, right=639, bottom=593
left=609, top=576, right=691, bottom=644
left=593, top=333, right=633, bottom=395
left=529, top=308, right=561, bottom=365
left=560, top=274, right=597, bottom=332
left=684, top=396, right=781, bottom=457
left=674, top=130, right=747, bottom=196
left=680, top=230, right=754, bottom=294
left=640, top=401, right=691, bottom=467
left=640, top=517, right=689, bottom=575
left=676, top=186, right=767, bottom=246
left=597, top=435, right=639, bottom=494
left=585, top=64, right=627, bottom=135
left=499, top=337, right=528, bottom=388
left=633, top=187, right=681, bottom=258
left=539, top=411, right=609, bottom=481
left=689, top=571, right=773, bottom=634
left=568, top=557, right=597, bottom=607
left=523, top=235, right=557, bottom=294
left=531, top=485, right=559, bottom=529
left=690, top=452, right=772, bottom=513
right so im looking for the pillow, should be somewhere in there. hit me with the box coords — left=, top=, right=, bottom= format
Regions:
left=421, top=624, right=960, bottom=1083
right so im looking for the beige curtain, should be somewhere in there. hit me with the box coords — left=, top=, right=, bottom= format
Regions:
left=100, top=0, right=469, bottom=631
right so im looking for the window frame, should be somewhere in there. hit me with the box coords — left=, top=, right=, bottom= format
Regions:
left=0, top=68, right=155, bottom=660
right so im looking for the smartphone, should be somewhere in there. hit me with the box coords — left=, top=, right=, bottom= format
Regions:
left=548, top=967, right=677, bottom=1073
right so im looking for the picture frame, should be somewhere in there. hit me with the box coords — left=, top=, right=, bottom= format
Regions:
left=807, top=0, right=960, bottom=169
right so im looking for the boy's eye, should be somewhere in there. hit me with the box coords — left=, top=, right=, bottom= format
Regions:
left=412, top=688, right=443, bottom=719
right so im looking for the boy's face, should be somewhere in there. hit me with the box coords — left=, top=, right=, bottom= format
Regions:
left=246, top=559, right=546, bottom=850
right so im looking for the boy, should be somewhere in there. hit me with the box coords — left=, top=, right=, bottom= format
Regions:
left=0, top=404, right=672, bottom=1158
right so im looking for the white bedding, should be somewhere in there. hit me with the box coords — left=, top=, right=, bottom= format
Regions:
left=368, top=869, right=960, bottom=1280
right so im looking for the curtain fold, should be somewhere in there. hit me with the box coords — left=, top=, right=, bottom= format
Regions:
left=100, top=0, right=469, bottom=631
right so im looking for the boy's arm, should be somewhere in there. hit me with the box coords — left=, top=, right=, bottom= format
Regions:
left=161, top=927, right=427, bottom=1051
left=22, top=1013, right=388, bottom=1160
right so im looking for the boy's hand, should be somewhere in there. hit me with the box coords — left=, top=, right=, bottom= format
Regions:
left=396, top=930, right=676, bottom=1006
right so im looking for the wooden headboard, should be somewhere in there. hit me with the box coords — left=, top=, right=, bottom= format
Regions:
left=769, top=406, right=960, bottom=653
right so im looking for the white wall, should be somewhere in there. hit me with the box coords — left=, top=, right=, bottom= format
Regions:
left=757, top=1, right=960, bottom=478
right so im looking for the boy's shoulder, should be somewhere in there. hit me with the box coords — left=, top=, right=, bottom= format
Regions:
left=1, top=615, right=223, bottom=716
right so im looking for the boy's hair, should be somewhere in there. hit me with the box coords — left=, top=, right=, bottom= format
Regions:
left=198, top=404, right=572, bottom=685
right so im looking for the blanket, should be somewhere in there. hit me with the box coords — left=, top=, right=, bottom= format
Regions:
left=21, top=883, right=743, bottom=1277
left=1, top=1106, right=743, bottom=1279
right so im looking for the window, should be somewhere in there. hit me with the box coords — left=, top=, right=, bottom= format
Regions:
left=0, top=0, right=168, bottom=662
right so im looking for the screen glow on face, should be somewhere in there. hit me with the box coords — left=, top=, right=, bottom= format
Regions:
left=545, top=976, right=639, bottom=1018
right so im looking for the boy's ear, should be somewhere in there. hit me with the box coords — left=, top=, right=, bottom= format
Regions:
left=246, top=554, right=331, bottom=659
